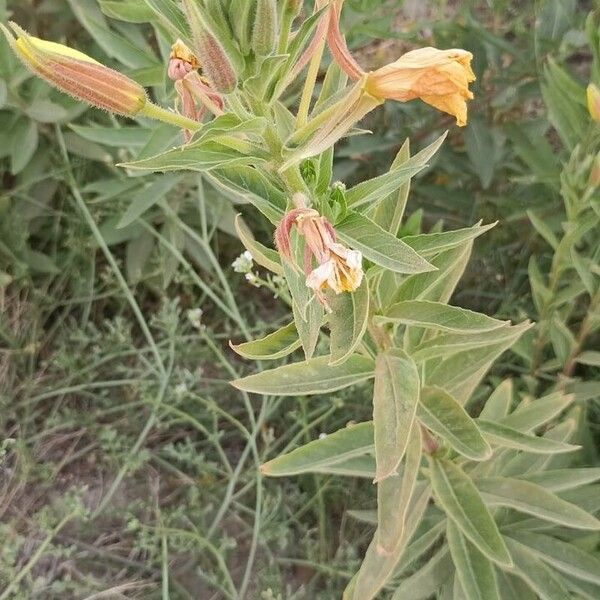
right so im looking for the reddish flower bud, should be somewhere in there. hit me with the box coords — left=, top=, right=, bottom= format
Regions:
left=181, top=0, right=238, bottom=94
left=1, top=22, right=147, bottom=116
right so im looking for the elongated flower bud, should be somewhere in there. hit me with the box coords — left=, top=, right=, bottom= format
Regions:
left=587, top=84, right=600, bottom=122
left=253, top=0, right=278, bottom=56
left=182, top=0, right=237, bottom=93
left=1, top=22, right=147, bottom=116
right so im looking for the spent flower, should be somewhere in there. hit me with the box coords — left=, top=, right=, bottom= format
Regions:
left=321, top=0, right=476, bottom=125
left=274, top=200, right=363, bottom=308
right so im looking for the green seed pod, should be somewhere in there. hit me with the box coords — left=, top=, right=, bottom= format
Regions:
left=252, top=0, right=278, bottom=57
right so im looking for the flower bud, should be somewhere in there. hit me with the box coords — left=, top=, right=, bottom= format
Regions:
left=252, top=0, right=278, bottom=56
left=283, top=0, right=304, bottom=19
left=182, top=0, right=238, bottom=93
left=587, top=84, right=600, bottom=122
left=1, top=22, right=147, bottom=116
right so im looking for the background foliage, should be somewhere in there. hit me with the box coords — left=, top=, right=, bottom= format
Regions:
left=0, top=0, right=599, bottom=598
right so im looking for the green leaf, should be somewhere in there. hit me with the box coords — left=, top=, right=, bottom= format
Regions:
left=500, top=392, right=574, bottom=431
left=347, top=484, right=432, bottom=600
left=411, top=326, right=525, bottom=363
left=425, top=322, right=532, bottom=404
left=336, top=211, right=435, bottom=274
left=376, top=426, right=422, bottom=554
left=418, top=386, right=491, bottom=461
left=123, top=140, right=265, bottom=173
left=479, top=379, right=513, bottom=421
left=373, top=349, right=420, bottom=482
left=143, top=0, right=191, bottom=42
left=503, top=537, right=571, bottom=600
left=446, top=520, right=500, bottom=600
left=69, top=124, right=151, bottom=148
left=576, top=351, right=600, bottom=366
left=231, top=354, right=375, bottom=396
left=428, top=458, right=512, bottom=567
left=391, top=546, right=454, bottom=600
left=209, top=166, right=286, bottom=224
left=99, top=1, right=154, bottom=22
left=465, top=118, right=496, bottom=189
left=402, top=222, right=496, bottom=258
left=230, top=322, right=300, bottom=360
left=117, top=175, right=181, bottom=228
left=371, top=138, right=411, bottom=234
left=520, top=468, right=600, bottom=492
left=260, top=422, right=373, bottom=477
left=508, top=531, right=600, bottom=586
left=476, top=477, right=600, bottom=530
left=527, top=209, right=559, bottom=249
left=327, top=281, right=369, bottom=366
left=345, top=164, right=426, bottom=210
left=292, top=296, right=323, bottom=360
left=234, top=214, right=283, bottom=275
left=375, top=300, right=508, bottom=334
left=477, top=419, right=580, bottom=455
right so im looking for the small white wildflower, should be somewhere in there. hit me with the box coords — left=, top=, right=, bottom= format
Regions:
left=186, top=308, right=203, bottom=329
left=245, top=272, right=260, bottom=287
left=232, top=250, right=254, bottom=273
left=318, top=432, right=327, bottom=440
left=174, top=383, right=188, bottom=397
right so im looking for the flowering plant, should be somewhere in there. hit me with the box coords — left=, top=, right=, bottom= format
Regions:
left=4, top=1, right=599, bottom=598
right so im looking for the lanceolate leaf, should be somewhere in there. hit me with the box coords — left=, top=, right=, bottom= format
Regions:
left=373, top=349, right=420, bottom=482
left=292, top=296, right=323, bottom=360
left=508, top=531, right=600, bottom=585
left=477, top=419, right=580, bottom=455
left=230, top=322, right=300, bottom=360
left=336, top=212, right=435, bottom=274
left=418, top=386, right=491, bottom=461
left=375, top=300, right=508, bottom=334
left=428, top=458, right=512, bottom=567
left=519, top=468, right=600, bottom=492
left=328, top=280, right=370, bottom=366
left=401, top=222, right=496, bottom=257
left=503, top=537, right=571, bottom=600
left=260, top=422, right=373, bottom=477
left=390, top=546, right=454, bottom=600
left=377, top=426, right=422, bottom=554
left=476, top=477, right=600, bottom=530
left=479, top=379, right=513, bottom=421
left=446, top=520, right=500, bottom=600
left=231, top=354, right=375, bottom=395
left=234, top=214, right=283, bottom=275
left=346, top=484, right=432, bottom=600
left=499, top=392, right=574, bottom=431
left=121, top=141, right=262, bottom=172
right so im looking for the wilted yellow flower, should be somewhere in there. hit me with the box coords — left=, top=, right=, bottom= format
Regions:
left=321, top=0, right=475, bottom=126
left=364, top=48, right=476, bottom=127
left=168, top=39, right=200, bottom=81
left=1, top=22, right=147, bottom=116
left=274, top=203, right=363, bottom=308
left=587, top=84, right=600, bottom=122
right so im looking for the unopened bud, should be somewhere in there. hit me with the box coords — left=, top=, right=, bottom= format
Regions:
left=284, top=0, right=304, bottom=18
left=587, top=84, right=600, bottom=122
left=1, top=22, right=147, bottom=116
left=253, top=0, right=278, bottom=56
left=182, top=0, right=237, bottom=93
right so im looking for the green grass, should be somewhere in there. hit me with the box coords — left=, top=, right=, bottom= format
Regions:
left=1, top=0, right=599, bottom=598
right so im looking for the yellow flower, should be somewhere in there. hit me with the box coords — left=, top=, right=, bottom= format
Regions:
left=587, top=84, right=600, bottom=123
left=274, top=203, right=364, bottom=308
left=321, top=0, right=475, bottom=126
left=365, top=48, right=476, bottom=127
left=1, top=22, right=147, bottom=116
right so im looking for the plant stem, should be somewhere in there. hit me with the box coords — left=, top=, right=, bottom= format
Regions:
left=140, top=102, right=202, bottom=131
